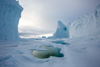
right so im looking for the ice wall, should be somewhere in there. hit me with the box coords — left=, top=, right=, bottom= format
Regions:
left=53, top=21, right=69, bottom=38
left=0, top=0, right=23, bottom=40
left=69, top=5, right=100, bottom=38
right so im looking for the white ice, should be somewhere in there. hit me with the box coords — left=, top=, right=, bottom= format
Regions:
left=0, top=1, right=100, bottom=67
left=0, top=0, right=23, bottom=40
left=0, top=35, right=100, bottom=67
left=53, top=21, right=69, bottom=38
left=69, top=5, right=100, bottom=38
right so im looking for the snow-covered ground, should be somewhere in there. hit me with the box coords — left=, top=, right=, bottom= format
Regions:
left=0, top=35, right=100, bottom=67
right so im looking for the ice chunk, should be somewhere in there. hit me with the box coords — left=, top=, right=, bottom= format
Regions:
left=0, top=0, right=23, bottom=40
left=53, top=21, right=69, bottom=38
left=42, top=36, right=46, bottom=38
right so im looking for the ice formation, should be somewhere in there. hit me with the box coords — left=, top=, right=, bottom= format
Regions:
left=42, top=36, right=46, bottom=38
left=0, top=0, right=23, bottom=40
left=53, top=21, right=69, bottom=38
left=69, top=5, right=100, bottom=38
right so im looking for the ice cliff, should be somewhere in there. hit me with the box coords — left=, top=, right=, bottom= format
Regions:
left=69, top=5, right=100, bottom=38
left=0, top=0, right=23, bottom=40
left=53, top=21, right=69, bottom=38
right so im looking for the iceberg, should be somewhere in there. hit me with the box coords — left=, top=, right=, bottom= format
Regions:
left=69, top=5, right=100, bottom=38
left=53, top=21, right=69, bottom=38
left=0, top=0, right=23, bottom=40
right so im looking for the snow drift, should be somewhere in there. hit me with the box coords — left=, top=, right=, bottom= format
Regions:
left=0, top=0, right=23, bottom=40
left=69, top=5, right=100, bottom=38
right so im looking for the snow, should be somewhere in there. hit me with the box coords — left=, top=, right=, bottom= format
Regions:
left=0, top=35, right=100, bottom=67
left=53, top=21, right=69, bottom=38
left=0, top=0, right=23, bottom=40
left=69, top=5, right=100, bottom=38
left=0, top=0, right=100, bottom=67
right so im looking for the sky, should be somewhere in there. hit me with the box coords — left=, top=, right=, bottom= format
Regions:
left=18, top=0, right=100, bottom=38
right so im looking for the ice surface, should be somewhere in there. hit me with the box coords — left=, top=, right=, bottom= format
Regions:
left=0, top=1, right=100, bottom=67
left=0, top=0, right=23, bottom=40
left=69, top=5, right=100, bottom=38
left=0, top=35, right=100, bottom=67
left=53, top=21, right=69, bottom=38
left=52, top=40, right=70, bottom=45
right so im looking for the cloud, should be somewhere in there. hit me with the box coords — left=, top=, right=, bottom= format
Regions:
left=18, top=0, right=100, bottom=38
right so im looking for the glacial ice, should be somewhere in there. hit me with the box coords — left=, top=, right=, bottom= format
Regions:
left=0, top=0, right=23, bottom=40
left=69, top=5, right=100, bottom=38
left=53, top=21, right=69, bottom=38
left=52, top=5, right=100, bottom=39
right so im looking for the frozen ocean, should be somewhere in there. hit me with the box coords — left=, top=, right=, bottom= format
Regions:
left=0, top=0, right=100, bottom=67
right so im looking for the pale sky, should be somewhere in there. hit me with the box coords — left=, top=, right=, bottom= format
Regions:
left=18, top=0, right=100, bottom=38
